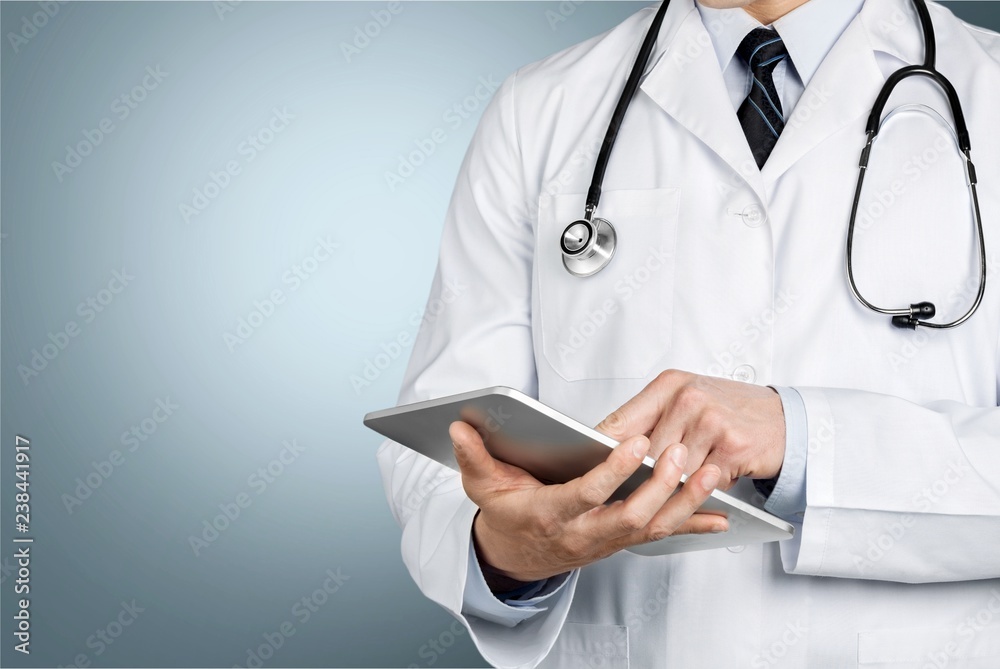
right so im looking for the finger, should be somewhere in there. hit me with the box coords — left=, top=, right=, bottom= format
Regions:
left=621, top=463, right=722, bottom=546
left=702, top=450, right=739, bottom=490
left=557, top=435, right=650, bottom=519
left=449, top=421, right=497, bottom=496
left=646, top=384, right=712, bottom=467
left=591, top=442, right=688, bottom=538
left=595, top=371, right=687, bottom=441
left=670, top=512, right=730, bottom=535
left=646, top=412, right=685, bottom=460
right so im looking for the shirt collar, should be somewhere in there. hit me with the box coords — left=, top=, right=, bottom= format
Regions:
left=695, top=0, right=865, bottom=86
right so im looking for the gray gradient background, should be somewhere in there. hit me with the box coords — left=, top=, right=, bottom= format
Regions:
left=1, top=1, right=998, bottom=667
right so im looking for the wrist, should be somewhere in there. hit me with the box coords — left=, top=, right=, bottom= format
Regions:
left=759, top=386, right=787, bottom=479
left=471, top=513, right=538, bottom=593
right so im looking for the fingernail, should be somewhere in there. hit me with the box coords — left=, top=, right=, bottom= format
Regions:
left=711, top=522, right=728, bottom=533
left=631, top=438, right=648, bottom=458
left=669, top=445, right=686, bottom=468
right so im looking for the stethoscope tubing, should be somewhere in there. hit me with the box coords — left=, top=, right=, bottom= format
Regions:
left=563, top=0, right=987, bottom=331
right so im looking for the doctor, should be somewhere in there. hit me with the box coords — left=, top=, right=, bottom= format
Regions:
left=377, top=0, right=1000, bottom=666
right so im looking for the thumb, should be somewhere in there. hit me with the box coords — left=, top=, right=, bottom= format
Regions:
left=449, top=421, right=496, bottom=486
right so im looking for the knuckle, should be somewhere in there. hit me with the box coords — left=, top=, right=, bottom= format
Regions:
left=558, top=534, right=590, bottom=562
left=698, top=406, right=725, bottom=434
left=655, top=368, right=682, bottom=385
left=683, top=482, right=711, bottom=508
left=675, top=383, right=706, bottom=412
left=645, top=522, right=674, bottom=543
left=722, top=427, right=747, bottom=453
left=618, top=506, right=647, bottom=533
left=603, top=409, right=628, bottom=435
left=534, top=511, right=561, bottom=539
left=611, top=449, right=638, bottom=476
left=578, top=482, right=607, bottom=508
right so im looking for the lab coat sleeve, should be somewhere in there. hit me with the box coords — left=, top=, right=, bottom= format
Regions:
left=775, top=387, right=1000, bottom=583
left=375, top=71, right=579, bottom=669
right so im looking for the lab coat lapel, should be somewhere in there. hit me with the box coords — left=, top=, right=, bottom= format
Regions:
left=760, top=1, right=910, bottom=184
left=640, top=3, right=766, bottom=202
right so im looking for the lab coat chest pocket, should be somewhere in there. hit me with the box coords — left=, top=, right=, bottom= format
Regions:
left=536, top=188, right=680, bottom=382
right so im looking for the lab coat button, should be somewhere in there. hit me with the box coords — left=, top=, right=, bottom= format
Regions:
left=732, top=364, right=756, bottom=383
left=742, top=205, right=766, bottom=228
left=727, top=544, right=746, bottom=553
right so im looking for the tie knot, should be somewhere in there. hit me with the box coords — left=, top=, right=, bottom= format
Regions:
left=737, top=28, right=787, bottom=71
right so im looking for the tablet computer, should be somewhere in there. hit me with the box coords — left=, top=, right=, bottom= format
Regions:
left=364, top=386, right=794, bottom=555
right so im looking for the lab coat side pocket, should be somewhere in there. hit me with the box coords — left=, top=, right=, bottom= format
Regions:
left=538, top=622, right=629, bottom=669
left=536, top=188, right=680, bottom=382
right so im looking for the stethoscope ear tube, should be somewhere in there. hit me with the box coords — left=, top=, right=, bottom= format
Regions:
left=847, top=0, right=985, bottom=330
left=559, top=0, right=671, bottom=278
left=557, top=0, right=986, bottom=331
left=848, top=130, right=987, bottom=330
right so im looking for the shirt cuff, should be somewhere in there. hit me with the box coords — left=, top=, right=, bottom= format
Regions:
left=461, top=540, right=572, bottom=627
left=760, top=386, right=808, bottom=523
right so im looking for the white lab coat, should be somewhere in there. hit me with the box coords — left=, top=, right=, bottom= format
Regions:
left=377, top=0, right=1000, bottom=666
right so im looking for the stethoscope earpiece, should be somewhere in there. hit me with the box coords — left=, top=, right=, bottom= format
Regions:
left=890, top=302, right=937, bottom=329
left=561, top=217, right=617, bottom=278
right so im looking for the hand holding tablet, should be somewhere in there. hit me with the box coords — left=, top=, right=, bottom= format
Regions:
left=364, top=387, right=793, bottom=563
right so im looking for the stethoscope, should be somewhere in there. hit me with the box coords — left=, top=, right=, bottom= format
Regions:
left=560, top=0, right=986, bottom=330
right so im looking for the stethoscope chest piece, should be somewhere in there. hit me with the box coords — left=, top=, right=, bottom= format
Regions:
left=561, top=216, right=617, bottom=278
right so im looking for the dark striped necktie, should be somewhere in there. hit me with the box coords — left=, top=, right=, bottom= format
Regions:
left=736, top=28, right=789, bottom=169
